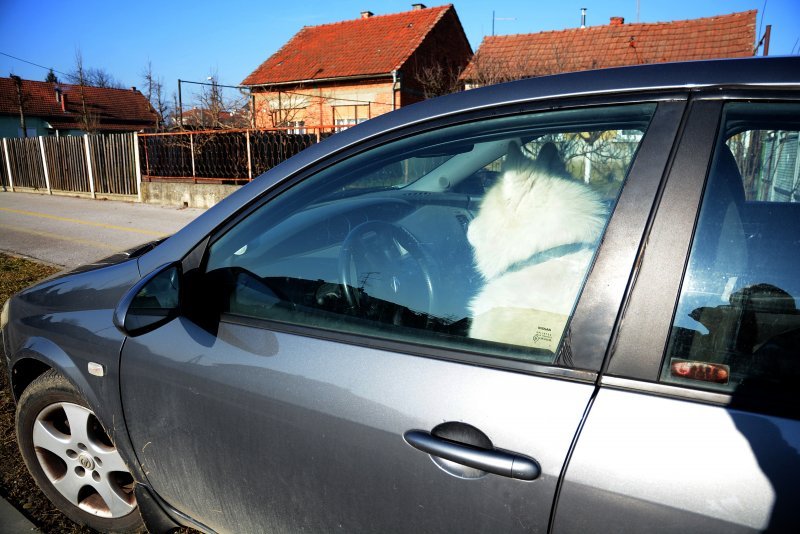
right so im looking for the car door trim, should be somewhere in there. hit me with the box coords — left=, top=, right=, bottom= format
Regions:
left=607, top=99, right=725, bottom=380
left=218, top=313, right=598, bottom=382
left=567, top=100, right=688, bottom=371
left=601, top=375, right=732, bottom=405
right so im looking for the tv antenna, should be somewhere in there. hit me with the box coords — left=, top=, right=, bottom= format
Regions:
left=492, top=10, right=516, bottom=36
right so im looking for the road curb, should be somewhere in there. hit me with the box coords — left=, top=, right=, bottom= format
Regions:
left=0, top=496, right=39, bottom=533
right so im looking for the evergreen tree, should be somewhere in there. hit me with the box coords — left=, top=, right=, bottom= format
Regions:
left=45, top=68, right=59, bottom=84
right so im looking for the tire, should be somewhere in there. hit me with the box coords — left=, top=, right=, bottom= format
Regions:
left=15, top=369, right=145, bottom=533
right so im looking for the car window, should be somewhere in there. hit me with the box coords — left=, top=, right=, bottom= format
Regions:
left=204, top=104, right=655, bottom=366
left=663, top=102, right=800, bottom=399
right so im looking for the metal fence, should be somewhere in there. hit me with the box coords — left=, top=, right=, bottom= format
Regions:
left=0, top=126, right=337, bottom=201
left=1, top=133, right=140, bottom=198
left=138, top=127, right=331, bottom=185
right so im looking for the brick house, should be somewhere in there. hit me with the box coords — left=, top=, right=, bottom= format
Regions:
left=241, top=4, right=472, bottom=131
left=461, top=10, right=757, bottom=88
left=0, top=76, right=159, bottom=137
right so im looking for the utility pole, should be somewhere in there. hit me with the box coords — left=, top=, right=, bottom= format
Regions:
left=11, top=75, right=27, bottom=137
left=755, top=25, right=773, bottom=56
left=178, top=79, right=184, bottom=129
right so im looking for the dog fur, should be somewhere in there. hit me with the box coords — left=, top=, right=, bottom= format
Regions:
left=467, top=142, right=608, bottom=352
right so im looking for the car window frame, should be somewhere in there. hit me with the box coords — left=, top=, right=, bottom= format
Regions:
left=179, top=93, right=688, bottom=381
left=605, top=89, right=800, bottom=414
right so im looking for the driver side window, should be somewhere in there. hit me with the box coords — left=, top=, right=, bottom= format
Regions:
left=204, top=104, right=655, bottom=365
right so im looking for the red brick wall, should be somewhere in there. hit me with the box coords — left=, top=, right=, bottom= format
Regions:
left=250, top=8, right=474, bottom=128
left=401, top=7, right=473, bottom=100
left=253, top=79, right=398, bottom=129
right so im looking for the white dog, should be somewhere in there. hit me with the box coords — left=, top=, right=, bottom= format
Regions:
left=467, top=142, right=608, bottom=353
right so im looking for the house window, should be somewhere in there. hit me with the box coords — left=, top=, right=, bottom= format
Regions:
left=334, top=118, right=367, bottom=131
left=285, top=121, right=306, bottom=135
left=333, top=105, right=369, bottom=131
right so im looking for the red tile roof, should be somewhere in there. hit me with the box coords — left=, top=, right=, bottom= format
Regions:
left=242, top=4, right=457, bottom=85
left=0, top=77, right=158, bottom=132
left=461, top=10, right=757, bottom=82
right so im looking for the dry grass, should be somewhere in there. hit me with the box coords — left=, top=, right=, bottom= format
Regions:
left=0, top=253, right=60, bottom=306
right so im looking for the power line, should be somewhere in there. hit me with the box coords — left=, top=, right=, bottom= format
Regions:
left=0, top=51, right=70, bottom=78
left=180, top=78, right=390, bottom=107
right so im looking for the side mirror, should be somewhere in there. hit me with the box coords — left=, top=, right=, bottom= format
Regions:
left=114, top=263, right=181, bottom=337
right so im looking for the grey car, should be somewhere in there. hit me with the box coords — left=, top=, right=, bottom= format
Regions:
left=3, top=56, right=800, bottom=533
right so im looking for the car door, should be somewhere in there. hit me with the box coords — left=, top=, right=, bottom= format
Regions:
left=554, top=97, right=800, bottom=532
left=119, top=98, right=683, bottom=533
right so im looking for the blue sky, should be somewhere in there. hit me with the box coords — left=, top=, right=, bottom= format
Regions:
left=1, top=0, right=798, bottom=102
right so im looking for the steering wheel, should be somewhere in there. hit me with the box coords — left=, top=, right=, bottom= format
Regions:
left=339, top=220, right=437, bottom=318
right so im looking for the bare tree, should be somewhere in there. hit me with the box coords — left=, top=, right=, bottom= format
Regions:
left=413, top=63, right=464, bottom=99
left=141, top=61, right=170, bottom=130
left=461, top=51, right=528, bottom=89
left=171, top=91, right=182, bottom=129
left=72, top=51, right=99, bottom=133
left=256, top=90, right=307, bottom=129
left=68, top=60, right=124, bottom=89
left=463, top=43, right=600, bottom=90
left=192, top=71, right=249, bottom=129
left=83, top=67, right=124, bottom=89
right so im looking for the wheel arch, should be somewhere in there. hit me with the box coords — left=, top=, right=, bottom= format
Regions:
left=10, top=337, right=96, bottom=410
left=10, top=356, right=52, bottom=401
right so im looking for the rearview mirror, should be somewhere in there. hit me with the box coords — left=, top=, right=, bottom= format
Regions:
left=114, top=263, right=181, bottom=337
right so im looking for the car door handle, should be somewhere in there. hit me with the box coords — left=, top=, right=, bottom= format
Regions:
left=404, top=430, right=540, bottom=481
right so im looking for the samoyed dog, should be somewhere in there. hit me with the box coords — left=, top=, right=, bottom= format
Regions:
left=467, top=142, right=608, bottom=353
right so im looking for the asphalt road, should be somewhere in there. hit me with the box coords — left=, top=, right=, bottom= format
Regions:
left=0, top=192, right=205, bottom=269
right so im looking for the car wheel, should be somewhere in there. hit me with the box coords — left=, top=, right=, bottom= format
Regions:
left=15, top=369, right=144, bottom=533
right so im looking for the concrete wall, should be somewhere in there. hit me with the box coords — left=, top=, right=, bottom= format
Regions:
left=141, top=181, right=240, bottom=209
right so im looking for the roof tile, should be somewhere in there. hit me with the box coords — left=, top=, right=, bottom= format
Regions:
left=0, top=77, right=158, bottom=131
left=242, top=4, right=455, bottom=85
left=462, top=10, right=757, bottom=82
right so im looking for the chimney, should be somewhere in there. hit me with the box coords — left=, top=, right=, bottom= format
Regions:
left=55, top=87, right=66, bottom=112
left=580, top=7, right=586, bottom=28
left=610, top=16, right=624, bottom=25
left=131, top=86, right=137, bottom=92
left=360, top=11, right=373, bottom=18
left=412, top=3, right=426, bottom=10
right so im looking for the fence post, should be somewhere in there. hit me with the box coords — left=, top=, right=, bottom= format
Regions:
left=83, top=134, right=96, bottom=199
left=246, top=129, right=253, bottom=181
left=190, top=133, right=196, bottom=184
left=2, top=138, right=14, bottom=192
left=38, top=137, right=52, bottom=194
left=133, top=133, right=143, bottom=203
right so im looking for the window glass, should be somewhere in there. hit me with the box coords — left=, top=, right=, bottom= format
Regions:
left=663, top=102, right=800, bottom=397
left=205, top=104, right=655, bottom=365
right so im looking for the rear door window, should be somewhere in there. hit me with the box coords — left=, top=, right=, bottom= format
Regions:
left=663, top=102, right=800, bottom=404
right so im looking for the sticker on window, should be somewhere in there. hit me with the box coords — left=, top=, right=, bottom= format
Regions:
left=669, top=359, right=730, bottom=385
